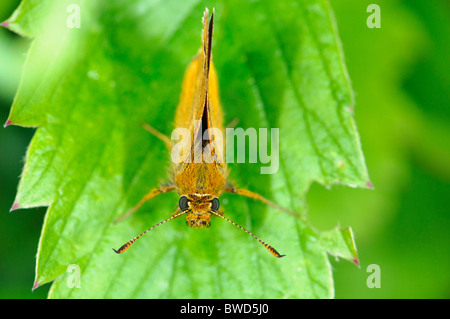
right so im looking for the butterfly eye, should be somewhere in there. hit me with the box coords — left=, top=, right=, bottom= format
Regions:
left=179, top=196, right=190, bottom=211
left=210, top=198, right=219, bottom=212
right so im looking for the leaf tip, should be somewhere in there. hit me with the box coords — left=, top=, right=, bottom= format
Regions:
left=365, top=181, right=374, bottom=189
left=32, top=281, right=41, bottom=291
left=3, top=119, right=13, bottom=128
left=352, top=258, right=360, bottom=268
left=10, top=202, right=20, bottom=212
left=0, top=20, right=9, bottom=28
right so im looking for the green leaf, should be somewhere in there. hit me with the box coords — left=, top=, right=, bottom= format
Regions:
left=6, top=0, right=369, bottom=298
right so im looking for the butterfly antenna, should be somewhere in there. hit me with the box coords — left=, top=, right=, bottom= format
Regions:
left=113, top=210, right=186, bottom=254
left=210, top=210, right=286, bottom=258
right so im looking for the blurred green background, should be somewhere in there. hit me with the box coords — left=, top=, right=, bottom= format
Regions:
left=0, top=0, right=448, bottom=298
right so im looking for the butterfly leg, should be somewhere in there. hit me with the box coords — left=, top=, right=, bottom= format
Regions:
left=141, top=122, right=173, bottom=150
left=225, top=117, right=240, bottom=129
left=224, top=185, right=301, bottom=218
left=114, top=184, right=176, bottom=223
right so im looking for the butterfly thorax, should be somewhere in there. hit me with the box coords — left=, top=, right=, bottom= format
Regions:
left=174, top=162, right=226, bottom=197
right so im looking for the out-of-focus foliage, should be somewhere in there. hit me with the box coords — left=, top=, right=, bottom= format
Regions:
left=308, top=0, right=450, bottom=298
